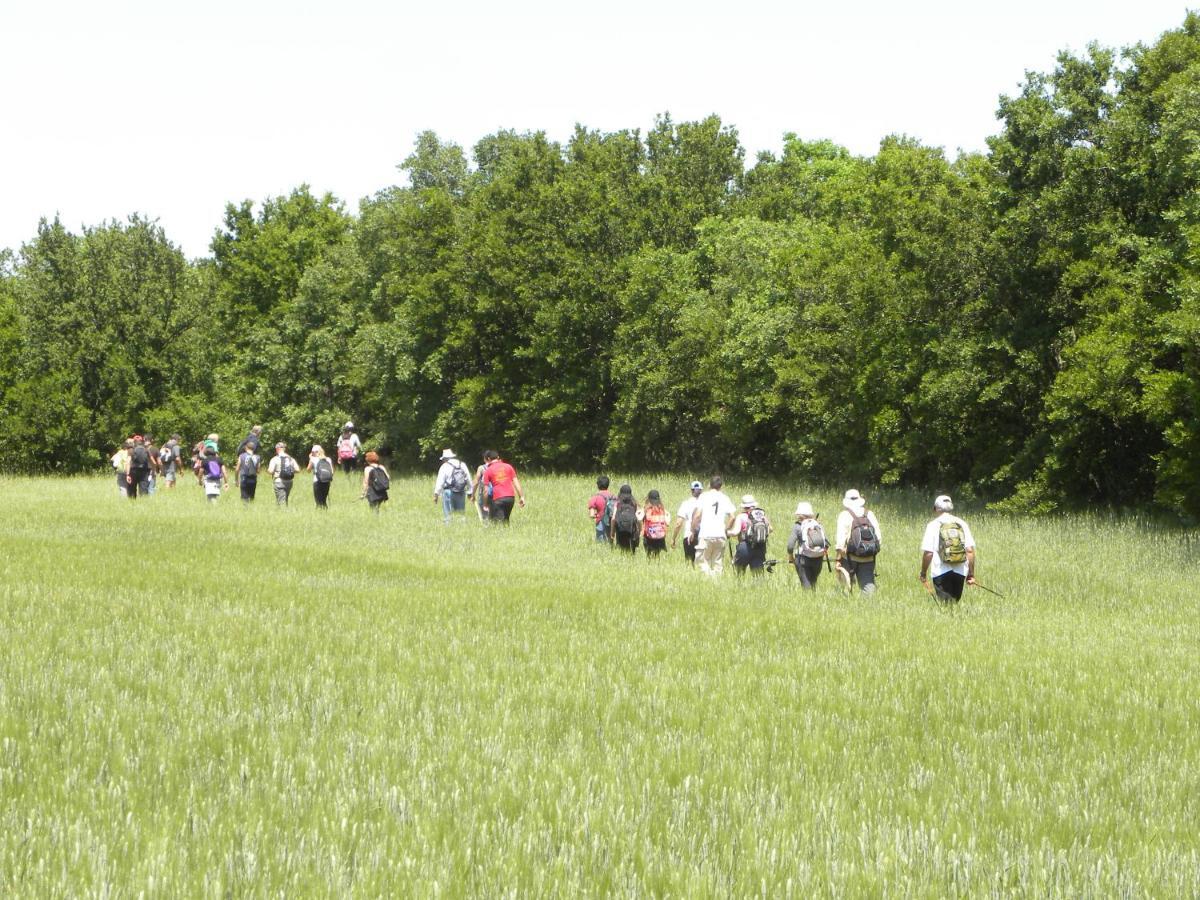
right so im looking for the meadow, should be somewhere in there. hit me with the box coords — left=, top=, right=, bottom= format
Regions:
left=1, top=473, right=1197, bottom=897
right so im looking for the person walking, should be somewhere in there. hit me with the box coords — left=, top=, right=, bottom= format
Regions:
left=730, top=494, right=772, bottom=576
left=919, top=494, right=977, bottom=601
left=125, top=435, right=153, bottom=500
left=671, top=480, right=704, bottom=565
left=111, top=439, right=132, bottom=497
left=787, top=502, right=829, bottom=589
left=432, top=449, right=472, bottom=524
left=238, top=425, right=264, bottom=455
left=481, top=450, right=525, bottom=525
left=307, top=444, right=334, bottom=508
left=835, top=489, right=882, bottom=594
left=236, top=441, right=261, bottom=503
left=159, top=434, right=182, bottom=490
left=610, top=484, right=640, bottom=552
left=200, top=444, right=229, bottom=502
left=690, top=476, right=736, bottom=577
left=336, top=422, right=362, bottom=480
left=641, top=489, right=671, bottom=558
left=588, top=476, right=616, bottom=543
left=469, top=452, right=489, bottom=524
left=361, top=450, right=390, bottom=512
left=267, top=442, right=298, bottom=506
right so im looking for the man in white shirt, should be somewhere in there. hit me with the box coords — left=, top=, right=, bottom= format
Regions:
left=919, top=494, right=976, bottom=601
left=835, top=488, right=883, bottom=594
left=670, top=480, right=704, bottom=565
left=432, top=449, right=472, bottom=523
left=690, top=476, right=736, bottom=577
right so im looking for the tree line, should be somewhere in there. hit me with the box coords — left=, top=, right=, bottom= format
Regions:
left=1, top=14, right=1198, bottom=517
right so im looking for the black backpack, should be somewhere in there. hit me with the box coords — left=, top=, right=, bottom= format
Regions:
left=847, top=513, right=880, bottom=557
left=239, top=453, right=258, bottom=479
left=278, top=456, right=296, bottom=480
left=614, top=502, right=638, bottom=536
left=315, top=457, right=334, bottom=483
left=369, top=466, right=390, bottom=494
left=130, top=445, right=150, bottom=470
left=745, top=508, right=770, bottom=547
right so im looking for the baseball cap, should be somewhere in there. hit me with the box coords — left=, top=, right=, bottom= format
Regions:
left=690, top=480, right=703, bottom=490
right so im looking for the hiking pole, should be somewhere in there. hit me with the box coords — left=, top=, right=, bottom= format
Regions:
left=970, top=580, right=1007, bottom=599
left=920, top=577, right=937, bottom=600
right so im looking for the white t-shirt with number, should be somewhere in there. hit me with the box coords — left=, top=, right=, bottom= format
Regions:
left=694, top=490, right=735, bottom=541
left=921, top=513, right=975, bottom=578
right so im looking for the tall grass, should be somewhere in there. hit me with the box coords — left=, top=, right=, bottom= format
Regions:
left=0, top=474, right=1197, bottom=896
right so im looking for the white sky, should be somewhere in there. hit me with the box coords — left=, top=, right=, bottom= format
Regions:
left=1, top=0, right=1192, bottom=259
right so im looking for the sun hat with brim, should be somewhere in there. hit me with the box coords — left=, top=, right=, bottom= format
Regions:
left=440, top=449, right=457, bottom=461
left=934, top=494, right=954, bottom=512
left=843, top=489, right=864, bottom=507
left=795, top=501, right=814, bottom=518
left=740, top=494, right=758, bottom=508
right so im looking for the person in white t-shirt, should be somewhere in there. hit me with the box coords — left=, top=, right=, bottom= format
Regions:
left=670, top=480, right=704, bottom=565
left=919, top=494, right=976, bottom=601
left=432, top=449, right=472, bottom=524
left=266, top=442, right=298, bottom=506
left=690, top=476, right=736, bottom=577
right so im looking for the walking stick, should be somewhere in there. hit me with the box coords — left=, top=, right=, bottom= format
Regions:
left=970, top=580, right=1007, bottom=598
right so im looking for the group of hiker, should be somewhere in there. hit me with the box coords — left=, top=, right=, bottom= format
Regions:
left=588, top=476, right=978, bottom=601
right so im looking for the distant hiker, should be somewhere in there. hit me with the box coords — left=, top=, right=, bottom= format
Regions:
left=433, top=449, right=472, bottom=523
left=787, top=502, right=829, bottom=589
left=201, top=446, right=228, bottom=502
left=337, top=422, right=362, bottom=479
left=361, top=450, right=390, bottom=512
left=919, top=494, right=976, bottom=601
left=191, top=440, right=206, bottom=486
left=238, top=425, right=264, bottom=454
left=835, top=489, right=882, bottom=594
left=206, top=433, right=220, bottom=453
left=307, top=444, right=334, bottom=508
left=691, top=476, right=736, bottom=577
left=610, top=484, right=640, bottom=552
left=730, top=494, right=771, bottom=575
left=671, top=480, right=704, bottom=564
left=125, top=435, right=153, bottom=500
left=469, top=452, right=489, bottom=523
left=267, top=442, right=298, bottom=506
left=236, top=442, right=261, bottom=503
left=159, top=434, right=182, bottom=490
left=588, top=476, right=616, bottom=543
left=111, top=440, right=132, bottom=497
left=143, top=435, right=161, bottom=495
left=640, top=489, right=671, bottom=558
left=481, top=450, right=525, bottom=525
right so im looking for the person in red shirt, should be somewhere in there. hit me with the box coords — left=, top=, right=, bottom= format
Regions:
left=587, top=475, right=615, bottom=543
left=481, top=450, right=526, bottom=524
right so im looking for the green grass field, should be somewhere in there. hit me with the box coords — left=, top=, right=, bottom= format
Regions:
left=1, top=474, right=1198, bottom=896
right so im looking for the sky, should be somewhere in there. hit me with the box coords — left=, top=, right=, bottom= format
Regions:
left=1, top=0, right=1192, bottom=259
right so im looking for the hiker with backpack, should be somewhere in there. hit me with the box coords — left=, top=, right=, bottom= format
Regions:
left=159, top=434, right=182, bottom=490
left=307, top=444, right=335, bottom=508
left=730, top=494, right=772, bottom=575
left=267, top=442, right=299, bottom=506
left=919, top=494, right=976, bottom=602
left=337, top=423, right=362, bottom=479
left=588, top=476, right=616, bottom=543
left=125, top=435, right=153, bottom=500
left=433, top=449, right=472, bottom=524
left=111, top=439, right=132, bottom=497
left=671, top=480, right=704, bottom=565
left=236, top=442, right=261, bottom=503
left=640, top=490, right=671, bottom=558
left=690, top=476, right=737, bottom=577
left=143, top=435, right=161, bottom=495
left=200, top=444, right=229, bottom=502
left=469, top=452, right=490, bottom=524
left=835, top=489, right=882, bottom=594
left=786, top=502, right=829, bottom=589
left=361, top=450, right=390, bottom=512
left=481, top=450, right=525, bottom=525
left=610, top=484, right=641, bottom=552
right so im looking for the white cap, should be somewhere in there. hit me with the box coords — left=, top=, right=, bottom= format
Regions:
left=343, top=421, right=354, bottom=431
left=794, top=501, right=814, bottom=517
left=934, top=494, right=954, bottom=512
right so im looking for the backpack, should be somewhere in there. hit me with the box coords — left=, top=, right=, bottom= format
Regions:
left=239, top=453, right=258, bottom=479
left=938, top=520, right=968, bottom=565
left=745, top=508, right=770, bottom=547
left=130, top=445, right=150, bottom=470
left=614, top=502, right=638, bottom=536
left=644, top=510, right=668, bottom=541
left=802, top=521, right=828, bottom=556
left=448, top=462, right=469, bottom=493
left=847, top=512, right=880, bottom=557
left=278, top=456, right=296, bottom=480
left=315, top=457, right=334, bottom=483
left=337, top=437, right=356, bottom=461
left=204, top=457, right=222, bottom=480
left=158, top=446, right=173, bottom=465
left=368, top=466, right=390, bottom=495
left=599, top=494, right=617, bottom=531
